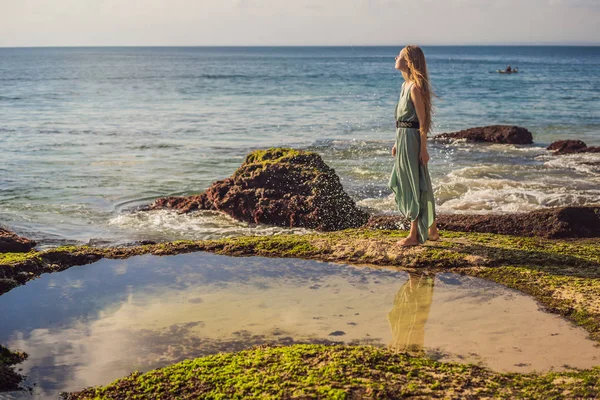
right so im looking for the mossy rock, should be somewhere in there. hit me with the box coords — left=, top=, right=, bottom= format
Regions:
left=64, top=344, right=600, bottom=399
left=148, top=148, right=369, bottom=231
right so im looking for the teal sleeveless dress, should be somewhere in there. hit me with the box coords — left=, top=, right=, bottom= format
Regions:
left=388, top=81, right=436, bottom=243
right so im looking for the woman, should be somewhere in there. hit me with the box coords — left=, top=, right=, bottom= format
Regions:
left=389, top=45, right=439, bottom=246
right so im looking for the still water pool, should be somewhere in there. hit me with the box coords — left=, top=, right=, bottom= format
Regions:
left=1, top=253, right=598, bottom=398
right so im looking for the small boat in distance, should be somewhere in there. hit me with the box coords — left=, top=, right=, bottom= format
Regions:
left=497, top=65, right=519, bottom=74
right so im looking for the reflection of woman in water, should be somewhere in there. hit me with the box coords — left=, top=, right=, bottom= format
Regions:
left=387, top=272, right=435, bottom=352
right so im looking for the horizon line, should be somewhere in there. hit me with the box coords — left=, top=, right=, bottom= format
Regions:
left=1, top=43, right=600, bottom=49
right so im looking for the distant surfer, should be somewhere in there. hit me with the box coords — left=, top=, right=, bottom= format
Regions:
left=505, top=65, right=512, bottom=73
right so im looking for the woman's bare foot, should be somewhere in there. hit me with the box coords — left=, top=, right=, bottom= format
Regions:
left=428, top=226, right=440, bottom=241
left=398, top=236, right=419, bottom=247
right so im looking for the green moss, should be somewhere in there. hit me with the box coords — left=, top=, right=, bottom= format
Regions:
left=244, top=148, right=307, bottom=165
left=0, top=251, right=41, bottom=266
left=462, top=233, right=600, bottom=265
left=214, top=235, right=322, bottom=257
left=64, top=344, right=600, bottom=400
left=49, top=245, right=91, bottom=253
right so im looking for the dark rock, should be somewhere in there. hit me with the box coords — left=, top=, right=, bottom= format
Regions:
left=364, top=215, right=411, bottom=230
left=364, top=206, right=600, bottom=239
left=0, top=345, right=28, bottom=392
left=87, top=238, right=112, bottom=247
left=547, top=140, right=600, bottom=155
left=147, top=148, right=369, bottom=231
left=433, top=125, right=533, bottom=145
left=547, top=140, right=587, bottom=154
left=0, top=278, right=18, bottom=294
left=0, top=227, right=36, bottom=253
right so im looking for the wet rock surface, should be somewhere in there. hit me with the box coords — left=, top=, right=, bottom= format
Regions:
left=547, top=140, right=600, bottom=155
left=147, top=148, right=369, bottom=231
left=0, top=227, right=36, bottom=253
left=433, top=125, right=533, bottom=144
left=0, top=345, right=28, bottom=392
left=364, top=215, right=412, bottom=231
left=365, top=206, right=600, bottom=239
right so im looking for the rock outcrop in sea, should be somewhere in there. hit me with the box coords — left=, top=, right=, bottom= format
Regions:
left=147, top=146, right=599, bottom=238
left=147, top=148, right=369, bottom=231
left=433, top=125, right=533, bottom=145
left=0, top=227, right=36, bottom=253
left=547, top=140, right=600, bottom=155
left=365, top=206, right=600, bottom=239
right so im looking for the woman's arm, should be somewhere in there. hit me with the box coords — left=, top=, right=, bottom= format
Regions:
left=411, top=85, right=430, bottom=165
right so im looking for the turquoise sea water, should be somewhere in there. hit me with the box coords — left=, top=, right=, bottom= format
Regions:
left=1, top=46, right=599, bottom=246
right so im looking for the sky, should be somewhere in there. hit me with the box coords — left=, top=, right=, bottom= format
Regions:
left=1, top=0, right=599, bottom=47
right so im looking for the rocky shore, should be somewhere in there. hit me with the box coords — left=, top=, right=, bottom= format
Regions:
left=144, top=147, right=600, bottom=238
left=366, top=206, right=600, bottom=239
left=2, top=227, right=600, bottom=393
left=2, top=143, right=600, bottom=396
left=0, top=227, right=36, bottom=253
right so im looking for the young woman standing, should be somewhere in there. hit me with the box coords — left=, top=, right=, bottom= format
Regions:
left=389, top=45, right=439, bottom=246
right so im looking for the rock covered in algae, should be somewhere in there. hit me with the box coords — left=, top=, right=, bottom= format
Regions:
left=433, top=125, right=533, bottom=144
left=365, top=206, right=600, bottom=239
left=147, top=148, right=369, bottom=231
left=0, top=227, right=36, bottom=253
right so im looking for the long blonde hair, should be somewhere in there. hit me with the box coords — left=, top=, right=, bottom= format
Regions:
left=401, top=45, right=434, bottom=135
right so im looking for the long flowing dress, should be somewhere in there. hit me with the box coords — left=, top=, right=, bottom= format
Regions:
left=388, top=81, right=436, bottom=243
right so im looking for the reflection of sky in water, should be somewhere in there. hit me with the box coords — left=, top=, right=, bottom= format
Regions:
left=1, top=253, right=600, bottom=399
left=1, top=254, right=399, bottom=336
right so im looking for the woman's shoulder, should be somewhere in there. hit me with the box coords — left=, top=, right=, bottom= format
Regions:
left=408, top=81, right=419, bottom=92
left=409, top=82, right=423, bottom=97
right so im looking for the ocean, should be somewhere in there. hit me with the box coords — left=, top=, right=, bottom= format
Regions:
left=1, top=46, right=599, bottom=247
